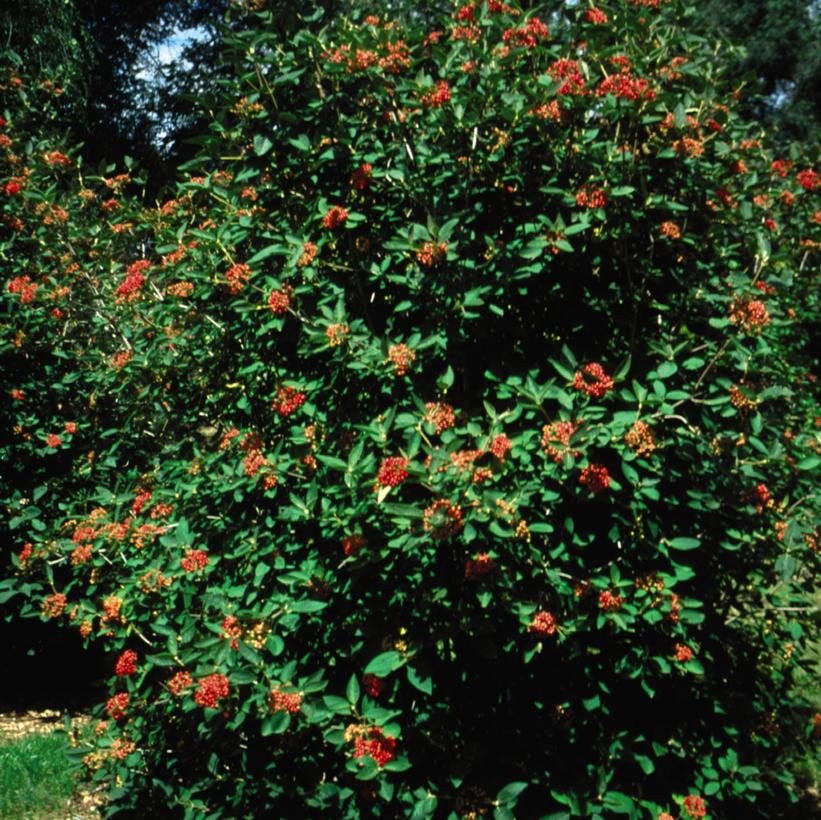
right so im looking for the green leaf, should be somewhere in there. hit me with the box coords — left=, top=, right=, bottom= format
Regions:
left=496, top=782, right=528, bottom=805
left=549, top=358, right=575, bottom=381
left=289, top=134, right=311, bottom=152
left=669, top=537, right=701, bottom=551
left=353, top=755, right=380, bottom=780
left=601, top=790, right=636, bottom=814
left=261, top=713, right=290, bottom=735
left=322, top=695, right=351, bottom=714
left=381, top=503, right=424, bottom=519
left=346, top=675, right=360, bottom=704
left=410, top=795, right=438, bottom=819
left=406, top=665, right=432, bottom=694
left=247, top=244, right=282, bottom=265
left=253, top=135, right=273, bottom=156
left=289, top=600, right=327, bottom=613
left=364, top=651, right=405, bottom=677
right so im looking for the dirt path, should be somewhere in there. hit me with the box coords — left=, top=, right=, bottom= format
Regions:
left=0, top=708, right=89, bottom=740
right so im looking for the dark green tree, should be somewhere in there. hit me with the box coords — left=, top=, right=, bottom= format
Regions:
left=695, top=0, right=821, bottom=146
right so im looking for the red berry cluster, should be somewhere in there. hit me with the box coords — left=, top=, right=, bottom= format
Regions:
left=115, top=649, right=138, bottom=677
left=350, top=162, right=372, bottom=190
left=243, top=448, right=267, bottom=478
left=388, top=343, right=416, bottom=376
left=797, top=168, right=818, bottom=191
left=489, top=434, right=512, bottom=461
left=106, top=693, right=129, bottom=720
left=502, top=17, right=549, bottom=49
left=416, top=241, right=448, bottom=267
left=674, top=643, right=694, bottom=663
left=753, top=482, right=772, bottom=513
left=348, top=725, right=397, bottom=767
left=668, top=593, right=681, bottom=624
left=729, top=298, right=770, bottom=332
left=43, top=150, right=72, bottom=167
left=423, top=499, right=463, bottom=540
left=102, top=595, right=123, bottom=623
left=597, top=72, right=655, bottom=101
left=8, top=275, right=39, bottom=304
left=771, top=158, right=792, bottom=178
left=659, top=220, right=681, bottom=239
left=363, top=674, right=386, bottom=698
left=585, top=7, right=608, bottom=23
left=298, top=241, right=318, bottom=266
left=221, top=616, right=242, bottom=649
left=322, top=205, right=348, bottom=228
left=624, top=421, right=656, bottom=456
left=114, top=259, right=150, bottom=303
left=167, top=670, right=193, bottom=696
left=598, top=590, right=624, bottom=611
left=575, top=186, right=608, bottom=209
left=18, top=543, right=33, bottom=567
left=71, top=544, right=93, bottom=565
left=580, top=463, right=610, bottom=494
left=529, top=610, right=558, bottom=636
left=181, top=549, right=209, bottom=573
left=682, top=795, right=707, bottom=818
left=547, top=59, right=587, bottom=96
left=194, top=673, right=230, bottom=709
left=465, top=552, right=496, bottom=580
left=425, top=402, right=456, bottom=434
left=274, top=386, right=306, bottom=417
left=268, top=289, right=290, bottom=314
left=421, top=81, right=451, bottom=108
left=573, top=363, right=613, bottom=398
left=343, top=534, right=366, bottom=556
left=325, top=323, right=349, bottom=347
left=376, top=456, right=409, bottom=489
left=224, top=262, right=252, bottom=294
left=42, top=592, right=67, bottom=618
left=270, top=686, right=303, bottom=714
left=541, top=420, right=579, bottom=463
left=131, top=490, right=152, bottom=516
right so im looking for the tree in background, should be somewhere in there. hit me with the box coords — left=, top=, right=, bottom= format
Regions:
left=1, top=0, right=229, bottom=187
left=694, top=0, right=820, bottom=146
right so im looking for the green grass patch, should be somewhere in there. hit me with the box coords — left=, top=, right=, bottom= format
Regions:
left=0, top=731, right=77, bottom=819
left=791, top=589, right=821, bottom=797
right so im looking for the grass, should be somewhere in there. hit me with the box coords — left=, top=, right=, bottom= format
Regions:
left=0, top=730, right=77, bottom=819
left=790, top=589, right=821, bottom=799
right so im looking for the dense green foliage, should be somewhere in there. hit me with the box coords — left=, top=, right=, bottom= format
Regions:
left=2, top=1, right=820, bottom=818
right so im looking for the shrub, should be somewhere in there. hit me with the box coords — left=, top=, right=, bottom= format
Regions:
left=2, top=1, right=819, bottom=817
